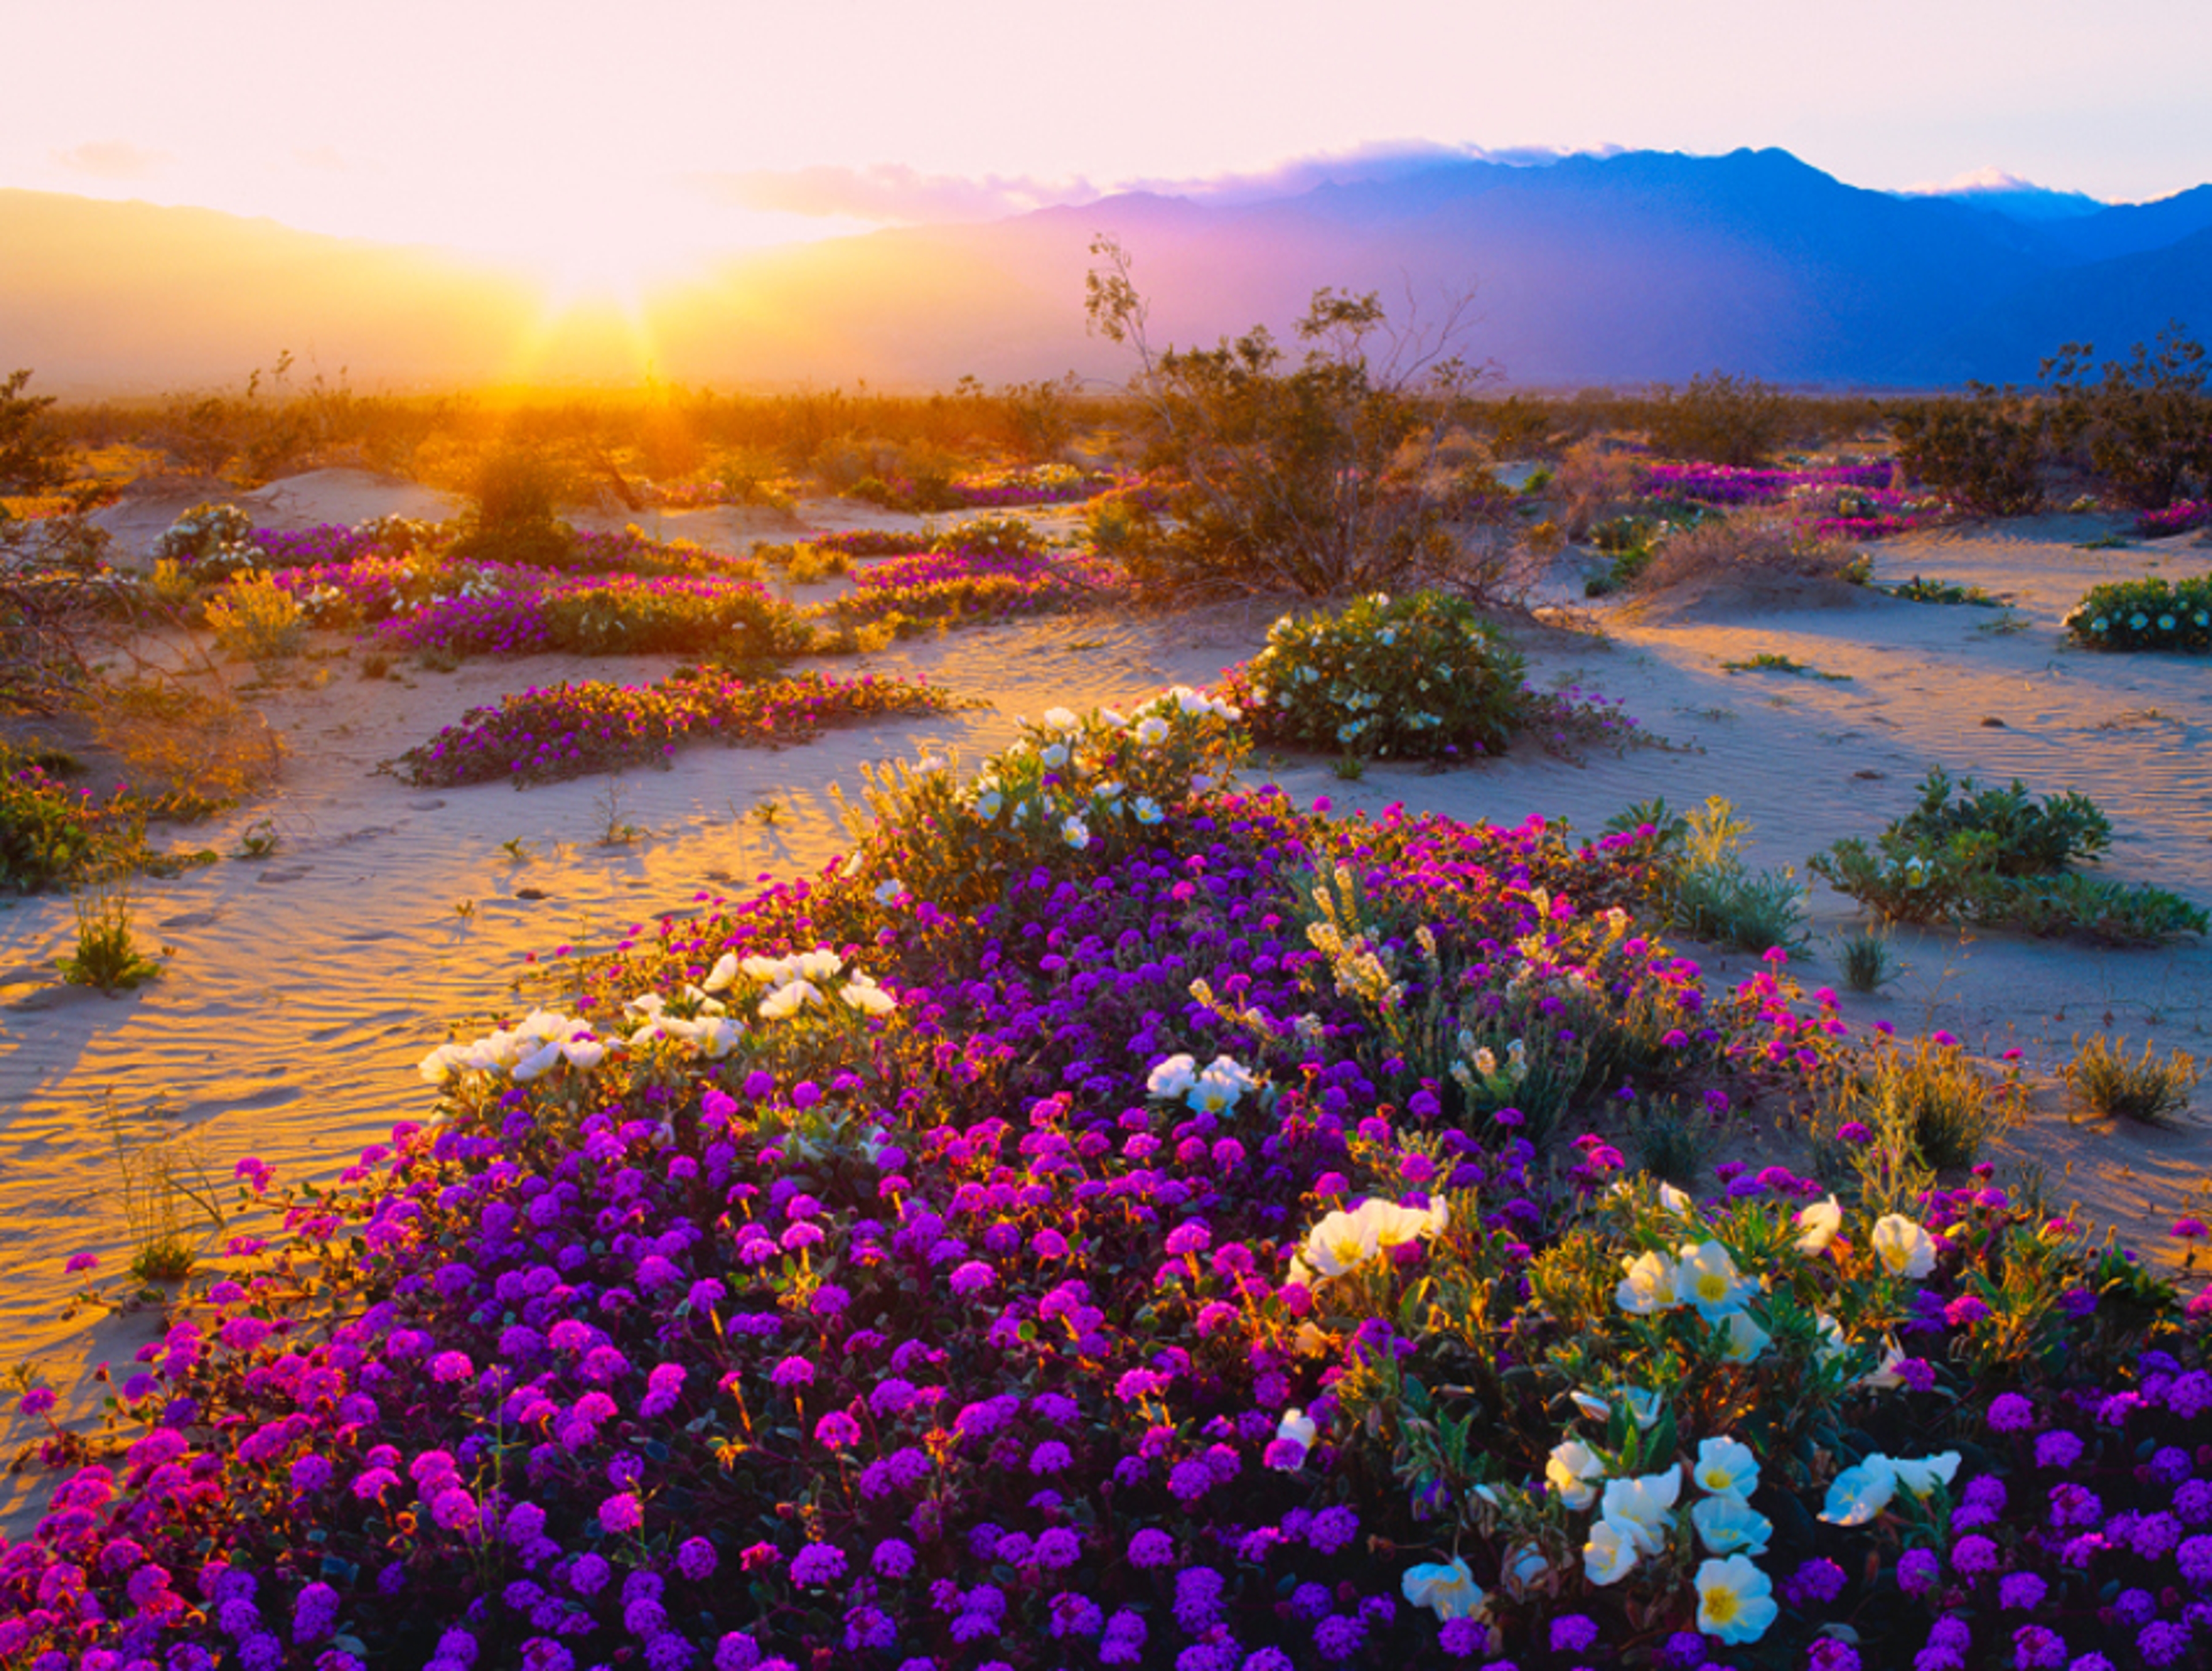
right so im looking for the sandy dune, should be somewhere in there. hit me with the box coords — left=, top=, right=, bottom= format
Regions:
left=5, top=479, right=2207, bottom=1528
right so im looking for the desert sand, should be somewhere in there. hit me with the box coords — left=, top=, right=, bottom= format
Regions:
left=3, top=476, right=2207, bottom=1529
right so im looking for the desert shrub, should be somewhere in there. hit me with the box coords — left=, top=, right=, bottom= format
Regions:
left=1551, top=438, right=1645, bottom=539
left=2062, top=1032, right=2200, bottom=1126
left=2062, top=571, right=2212, bottom=651
left=0, top=367, right=72, bottom=497
left=444, top=448, right=578, bottom=569
left=203, top=572, right=306, bottom=662
left=1477, top=390, right=1557, bottom=457
left=2044, top=324, right=2212, bottom=510
left=1811, top=771, right=2206, bottom=942
left=1628, top=506, right=1866, bottom=594
left=1889, top=385, right=2050, bottom=515
left=1217, top=590, right=1528, bottom=763
left=1643, top=370, right=1787, bottom=467
left=1087, top=237, right=1491, bottom=597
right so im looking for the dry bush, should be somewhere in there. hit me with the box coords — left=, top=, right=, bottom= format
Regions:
left=1552, top=439, right=1644, bottom=539
left=86, top=670, right=281, bottom=819
left=1631, top=507, right=1863, bottom=596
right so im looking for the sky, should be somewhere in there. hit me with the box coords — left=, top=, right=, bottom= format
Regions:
left=6, top=0, right=2210, bottom=299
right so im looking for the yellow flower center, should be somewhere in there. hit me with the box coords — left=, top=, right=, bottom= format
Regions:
left=1706, top=1589, right=1740, bottom=1625
left=1697, top=1272, right=1728, bottom=1302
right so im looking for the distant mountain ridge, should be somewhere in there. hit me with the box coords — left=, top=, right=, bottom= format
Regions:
left=6, top=147, right=2211, bottom=393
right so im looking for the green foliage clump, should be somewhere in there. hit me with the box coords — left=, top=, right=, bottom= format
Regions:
left=2062, top=1033, right=2199, bottom=1127
left=1220, top=590, right=1527, bottom=763
left=1811, top=770, right=2205, bottom=942
left=1885, top=574, right=2002, bottom=607
left=1889, top=768, right=2111, bottom=875
left=2063, top=571, right=2212, bottom=652
left=1644, top=370, right=1787, bottom=467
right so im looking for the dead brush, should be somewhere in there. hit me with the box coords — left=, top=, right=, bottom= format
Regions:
left=1552, top=439, right=1645, bottom=540
left=1630, top=507, right=1865, bottom=594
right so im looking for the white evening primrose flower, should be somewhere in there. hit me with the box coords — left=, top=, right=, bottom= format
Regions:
left=1658, top=1180, right=1695, bottom=1215
left=1616, top=1249, right=1680, bottom=1314
left=1889, top=1452, right=1960, bottom=1498
left=1717, top=1311, right=1771, bottom=1362
left=1570, top=1389, right=1611, bottom=1423
left=701, top=950, right=741, bottom=994
left=1691, top=1495, right=1772, bottom=1558
left=417, top=1041, right=470, bottom=1083
left=1677, top=1241, right=1755, bottom=1320
left=1188, top=1056, right=1257, bottom=1115
left=1061, top=816, right=1091, bottom=850
left=1146, top=1054, right=1198, bottom=1100
left=1695, top=1555, right=1779, bottom=1645
left=1133, top=795, right=1164, bottom=825
left=1099, top=707, right=1127, bottom=727
left=1862, top=1336, right=1912, bottom=1389
left=1042, top=706, right=1079, bottom=730
left=1796, top=1195, right=1843, bottom=1254
left=873, top=879, right=910, bottom=907
left=1582, top=1515, right=1641, bottom=1586
left=1599, top=1467, right=1682, bottom=1555
left=1820, top=1455, right=1897, bottom=1525
left=1400, top=1558, right=1485, bottom=1620
left=1040, top=743, right=1070, bottom=769
left=1692, top=1437, right=1760, bottom=1499
left=1870, top=1212, right=1939, bottom=1278
left=1546, top=1441, right=1606, bottom=1510
left=840, top=974, right=897, bottom=1016
left=1271, top=1408, right=1317, bottom=1467
left=757, top=979, right=824, bottom=1020
left=1620, top=1388, right=1663, bottom=1429
left=1133, top=715, right=1170, bottom=748
left=687, top=1013, right=742, bottom=1059
left=1300, top=1208, right=1382, bottom=1277
left=974, top=789, right=1003, bottom=820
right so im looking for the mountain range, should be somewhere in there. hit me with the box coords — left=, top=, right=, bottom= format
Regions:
left=6, top=147, right=2210, bottom=394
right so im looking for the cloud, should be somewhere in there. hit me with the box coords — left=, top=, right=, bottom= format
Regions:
left=51, top=140, right=171, bottom=181
left=690, top=143, right=1626, bottom=228
left=690, top=164, right=1100, bottom=223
